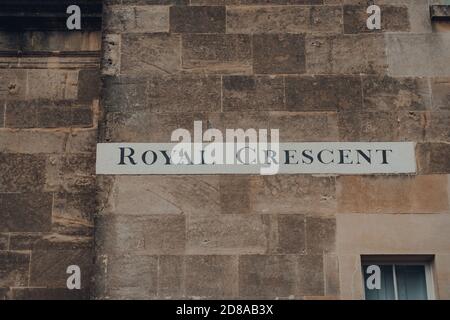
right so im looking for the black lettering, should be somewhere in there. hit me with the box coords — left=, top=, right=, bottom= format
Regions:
left=376, top=149, right=393, bottom=164
left=356, top=149, right=372, bottom=164
left=284, top=150, right=298, bottom=164
left=338, top=149, right=353, bottom=164
left=142, top=150, right=158, bottom=165
left=118, top=147, right=137, bottom=165
left=160, top=150, right=172, bottom=165
left=318, top=149, right=334, bottom=164
left=302, top=149, right=313, bottom=164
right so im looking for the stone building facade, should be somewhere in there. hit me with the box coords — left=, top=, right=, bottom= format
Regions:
left=1, top=0, right=450, bottom=299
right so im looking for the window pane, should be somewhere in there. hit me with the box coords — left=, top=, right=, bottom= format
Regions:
left=395, top=265, right=428, bottom=300
left=363, top=264, right=395, bottom=300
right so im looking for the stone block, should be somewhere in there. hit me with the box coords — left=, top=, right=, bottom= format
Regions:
left=337, top=175, right=449, bottom=214
left=102, top=34, right=121, bottom=76
left=110, top=176, right=220, bottom=215
left=187, top=215, right=268, bottom=254
left=269, top=112, right=339, bottom=142
left=181, top=34, right=251, bottom=74
left=0, top=251, right=30, bottom=287
left=239, top=255, right=297, bottom=298
left=222, top=76, right=285, bottom=112
left=170, top=6, right=226, bottom=33
left=29, top=249, right=92, bottom=288
left=276, top=214, right=306, bottom=254
left=0, top=193, right=52, bottom=232
left=306, top=34, right=387, bottom=74
left=0, top=154, right=46, bottom=192
left=324, top=254, right=340, bottom=296
left=77, top=69, right=101, bottom=103
left=142, top=215, right=186, bottom=254
left=121, top=33, right=181, bottom=75
left=185, top=255, right=238, bottom=298
left=27, top=70, right=78, bottom=100
left=386, top=34, right=450, bottom=77
left=362, top=76, right=430, bottom=111
left=252, top=175, right=336, bottom=216
left=253, top=34, right=305, bottom=74
left=158, top=255, right=184, bottom=298
left=338, top=111, right=398, bottom=141
left=426, top=112, right=450, bottom=142
left=104, top=5, right=169, bottom=33
left=0, top=69, right=27, bottom=100
left=102, top=76, right=147, bottom=111
left=147, top=75, right=221, bottom=112
left=343, top=5, right=410, bottom=34
left=306, top=217, right=336, bottom=254
left=297, top=254, right=324, bottom=296
left=431, top=78, right=450, bottom=111
left=0, top=131, right=67, bottom=154
left=0, top=234, right=8, bottom=250
left=107, top=254, right=158, bottom=295
left=337, top=213, right=450, bottom=254
left=9, top=234, right=43, bottom=251
left=416, top=143, right=450, bottom=174
left=219, top=176, right=252, bottom=215
left=227, top=6, right=341, bottom=34
left=286, top=75, right=362, bottom=112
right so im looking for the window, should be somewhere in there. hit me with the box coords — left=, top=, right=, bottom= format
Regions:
left=361, top=256, right=435, bottom=300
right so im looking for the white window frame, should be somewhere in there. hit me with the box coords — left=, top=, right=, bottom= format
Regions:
left=362, top=260, right=436, bottom=300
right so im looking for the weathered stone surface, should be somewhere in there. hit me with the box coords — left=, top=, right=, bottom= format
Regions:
left=102, top=34, right=121, bottom=76
left=253, top=34, right=305, bottom=74
left=343, top=5, right=410, bottom=34
left=427, top=112, right=450, bottom=142
left=306, top=217, right=336, bottom=254
left=97, top=215, right=185, bottom=254
left=54, top=193, right=95, bottom=225
left=5, top=101, right=92, bottom=129
left=9, top=234, right=43, bottom=251
left=187, top=215, right=268, bottom=254
left=250, top=175, right=336, bottom=216
left=104, top=5, right=169, bottom=33
left=0, top=154, right=47, bottom=192
left=286, top=75, right=362, bottom=111
left=227, top=6, right=342, bottom=34
left=222, top=76, right=284, bottom=111
left=337, top=213, right=450, bottom=254
left=9, top=288, right=89, bottom=300
left=417, top=143, right=450, bottom=174
left=386, top=34, right=450, bottom=77
left=362, top=76, right=430, bottom=111
left=306, top=34, right=387, bottom=74
left=170, top=6, right=225, bottom=33
left=298, top=254, right=324, bottom=296
left=0, top=131, right=67, bottom=154
left=109, top=176, right=219, bottom=215
left=121, top=33, right=181, bottom=75
left=182, top=34, right=251, bottom=74
left=0, top=193, right=52, bottom=232
left=29, top=249, right=92, bottom=288
left=337, top=175, right=449, bottom=214
left=103, top=75, right=221, bottom=112
left=185, top=255, right=238, bottom=298
left=324, top=254, right=340, bottom=296
left=431, top=78, right=450, bottom=111
left=0, top=251, right=30, bottom=287
left=276, top=214, right=306, bottom=254
left=338, top=111, right=398, bottom=141
left=0, top=234, right=8, bottom=250
left=107, top=254, right=158, bottom=296
left=239, top=255, right=297, bottom=298
left=158, top=255, right=184, bottom=298
left=269, top=112, right=339, bottom=142
left=0, top=69, right=27, bottom=100
left=27, top=70, right=78, bottom=100
left=77, top=69, right=101, bottom=103
left=147, top=75, right=221, bottom=112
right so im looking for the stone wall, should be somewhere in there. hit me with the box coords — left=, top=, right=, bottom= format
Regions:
left=96, top=0, right=450, bottom=299
left=0, top=31, right=101, bottom=299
